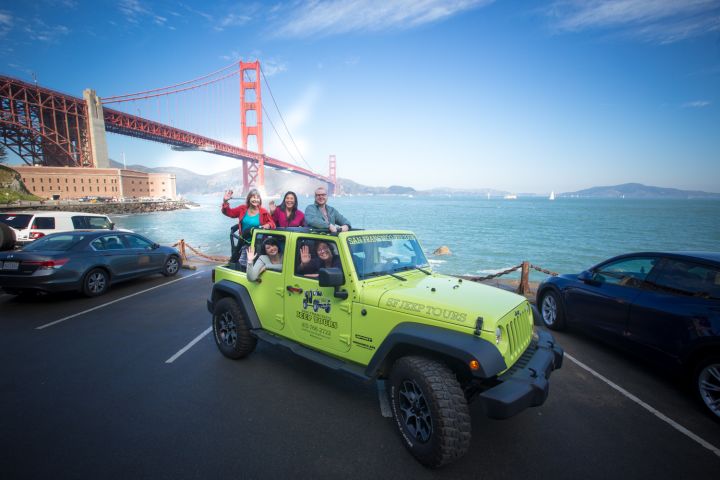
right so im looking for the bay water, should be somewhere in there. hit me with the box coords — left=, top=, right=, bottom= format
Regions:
left=112, top=195, right=720, bottom=281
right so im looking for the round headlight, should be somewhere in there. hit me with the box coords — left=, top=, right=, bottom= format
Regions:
left=495, top=327, right=502, bottom=344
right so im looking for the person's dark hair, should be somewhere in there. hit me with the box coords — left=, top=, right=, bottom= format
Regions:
left=260, top=236, right=280, bottom=256
left=282, top=191, right=298, bottom=223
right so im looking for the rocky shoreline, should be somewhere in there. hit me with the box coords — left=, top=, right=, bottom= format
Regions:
left=0, top=200, right=194, bottom=215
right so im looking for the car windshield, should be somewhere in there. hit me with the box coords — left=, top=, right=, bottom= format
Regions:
left=22, top=233, right=87, bottom=251
left=347, top=233, right=430, bottom=280
left=0, top=214, right=33, bottom=229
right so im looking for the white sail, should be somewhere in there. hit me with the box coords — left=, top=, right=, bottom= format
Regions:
left=549, top=191, right=555, bottom=200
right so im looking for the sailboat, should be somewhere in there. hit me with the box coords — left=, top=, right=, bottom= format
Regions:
left=549, top=191, right=555, bottom=201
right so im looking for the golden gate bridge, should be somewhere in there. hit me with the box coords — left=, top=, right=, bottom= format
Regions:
left=0, top=61, right=336, bottom=194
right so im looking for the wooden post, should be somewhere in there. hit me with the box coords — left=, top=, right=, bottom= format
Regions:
left=518, top=261, right=530, bottom=295
left=179, top=239, right=188, bottom=261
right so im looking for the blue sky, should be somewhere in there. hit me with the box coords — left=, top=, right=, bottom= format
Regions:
left=1, top=0, right=719, bottom=193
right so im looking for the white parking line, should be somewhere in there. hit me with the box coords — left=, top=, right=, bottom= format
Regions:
left=565, top=352, right=720, bottom=459
left=35, top=271, right=204, bottom=330
left=165, top=327, right=212, bottom=364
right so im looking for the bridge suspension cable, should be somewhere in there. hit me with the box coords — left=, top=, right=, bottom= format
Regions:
left=259, top=65, right=315, bottom=173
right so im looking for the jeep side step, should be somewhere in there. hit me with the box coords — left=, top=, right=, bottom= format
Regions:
left=252, top=330, right=371, bottom=381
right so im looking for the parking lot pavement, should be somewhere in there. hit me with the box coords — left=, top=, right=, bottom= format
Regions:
left=1, top=274, right=719, bottom=479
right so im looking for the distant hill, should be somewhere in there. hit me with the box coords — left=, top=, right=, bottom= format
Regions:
left=562, top=183, right=720, bottom=199
left=338, top=178, right=416, bottom=195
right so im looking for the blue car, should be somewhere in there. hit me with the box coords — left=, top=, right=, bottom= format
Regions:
left=537, top=252, right=720, bottom=420
left=0, top=230, right=182, bottom=297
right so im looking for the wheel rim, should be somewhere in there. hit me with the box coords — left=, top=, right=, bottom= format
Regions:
left=165, top=257, right=179, bottom=274
left=541, top=294, right=557, bottom=326
left=87, top=272, right=106, bottom=294
left=698, top=362, right=720, bottom=418
left=398, top=379, right=433, bottom=443
left=217, top=311, right=237, bottom=347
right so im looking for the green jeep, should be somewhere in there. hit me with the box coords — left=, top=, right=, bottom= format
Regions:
left=208, top=229, right=563, bottom=468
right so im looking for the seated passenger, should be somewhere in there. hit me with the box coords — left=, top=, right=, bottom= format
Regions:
left=304, top=187, right=350, bottom=232
left=272, top=191, right=305, bottom=227
left=246, top=237, right=283, bottom=282
left=297, top=241, right=342, bottom=278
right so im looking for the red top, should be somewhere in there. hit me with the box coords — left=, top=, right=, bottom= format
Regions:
left=221, top=203, right=276, bottom=229
left=272, top=208, right=305, bottom=227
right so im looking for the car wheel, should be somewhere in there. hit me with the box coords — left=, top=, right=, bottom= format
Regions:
left=162, top=255, right=180, bottom=277
left=0, top=223, right=16, bottom=251
left=694, top=355, right=720, bottom=421
left=539, top=290, right=566, bottom=330
left=83, top=268, right=109, bottom=297
left=388, top=356, right=471, bottom=468
left=212, top=297, right=257, bottom=359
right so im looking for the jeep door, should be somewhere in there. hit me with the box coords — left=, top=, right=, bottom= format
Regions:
left=285, top=237, right=352, bottom=353
left=246, top=233, right=288, bottom=333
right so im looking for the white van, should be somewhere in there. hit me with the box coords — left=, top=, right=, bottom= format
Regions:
left=0, top=211, right=118, bottom=248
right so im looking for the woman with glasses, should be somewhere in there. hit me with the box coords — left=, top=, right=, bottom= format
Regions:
left=297, top=241, right=342, bottom=277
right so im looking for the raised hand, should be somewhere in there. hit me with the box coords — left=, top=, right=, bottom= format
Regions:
left=268, top=200, right=276, bottom=214
left=300, top=245, right=311, bottom=264
left=223, top=190, right=233, bottom=202
left=247, top=245, right=256, bottom=261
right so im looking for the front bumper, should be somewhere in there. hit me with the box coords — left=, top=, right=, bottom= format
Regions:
left=477, top=330, right=563, bottom=419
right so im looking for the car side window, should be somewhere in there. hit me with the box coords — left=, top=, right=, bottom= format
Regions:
left=87, top=216, right=112, bottom=229
left=594, top=257, right=657, bottom=287
left=123, top=234, right=153, bottom=249
left=651, top=259, right=720, bottom=299
left=32, top=217, right=55, bottom=229
left=295, top=238, right=342, bottom=279
left=95, top=235, right=126, bottom=250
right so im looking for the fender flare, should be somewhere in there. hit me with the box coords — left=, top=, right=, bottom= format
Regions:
left=208, top=279, right=261, bottom=330
left=365, top=323, right=507, bottom=379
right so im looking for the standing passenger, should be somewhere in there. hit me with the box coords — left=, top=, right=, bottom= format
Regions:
left=304, top=187, right=351, bottom=232
left=222, top=189, right=276, bottom=267
left=272, top=191, right=305, bottom=227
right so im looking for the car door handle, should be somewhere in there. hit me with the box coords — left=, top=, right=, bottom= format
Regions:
left=287, top=286, right=303, bottom=294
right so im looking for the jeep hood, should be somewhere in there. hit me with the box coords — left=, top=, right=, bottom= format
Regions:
left=360, top=274, right=526, bottom=329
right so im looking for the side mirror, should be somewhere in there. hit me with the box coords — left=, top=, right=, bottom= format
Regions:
left=319, top=267, right=348, bottom=299
left=152, top=243, right=160, bottom=250
left=578, top=270, right=598, bottom=285
left=109, top=222, right=115, bottom=230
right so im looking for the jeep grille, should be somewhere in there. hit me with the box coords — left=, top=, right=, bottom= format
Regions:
left=502, top=304, right=533, bottom=366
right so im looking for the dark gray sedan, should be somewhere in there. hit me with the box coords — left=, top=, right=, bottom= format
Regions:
left=0, top=230, right=182, bottom=297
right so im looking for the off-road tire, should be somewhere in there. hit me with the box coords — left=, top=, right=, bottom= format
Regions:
left=693, top=355, right=720, bottom=422
left=0, top=222, right=16, bottom=251
left=388, top=356, right=471, bottom=468
left=82, top=268, right=109, bottom=297
left=539, top=289, right=566, bottom=330
left=162, top=255, right=180, bottom=277
left=212, top=297, right=257, bottom=359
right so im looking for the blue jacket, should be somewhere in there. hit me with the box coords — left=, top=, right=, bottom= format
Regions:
left=304, top=203, right=351, bottom=230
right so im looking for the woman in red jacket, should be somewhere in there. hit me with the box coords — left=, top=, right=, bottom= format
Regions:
left=221, top=188, right=276, bottom=268
left=272, top=191, right=305, bottom=227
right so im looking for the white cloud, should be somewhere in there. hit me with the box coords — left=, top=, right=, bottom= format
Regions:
left=547, top=0, right=720, bottom=43
left=682, top=100, right=711, bottom=108
left=273, top=0, right=494, bottom=37
left=24, top=19, right=70, bottom=43
left=0, top=11, right=12, bottom=37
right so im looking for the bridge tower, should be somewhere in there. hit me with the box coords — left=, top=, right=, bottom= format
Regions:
left=240, top=61, right=264, bottom=195
left=328, top=154, right=337, bottom=196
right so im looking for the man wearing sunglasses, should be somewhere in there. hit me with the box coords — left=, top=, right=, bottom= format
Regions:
left=304, top=187, right=351, bottom=233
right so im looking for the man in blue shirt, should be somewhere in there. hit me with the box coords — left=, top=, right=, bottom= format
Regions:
left=304, top=187, right=351, bottom=232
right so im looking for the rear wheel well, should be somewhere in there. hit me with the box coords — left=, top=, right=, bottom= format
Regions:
left=684, top=345, right=720, bottom=375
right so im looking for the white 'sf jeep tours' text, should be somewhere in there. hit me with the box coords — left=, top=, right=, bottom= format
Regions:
left=207, top=229, right=563, bottom=467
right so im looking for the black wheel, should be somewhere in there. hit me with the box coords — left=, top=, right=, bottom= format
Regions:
left=212, top=297, right=257, bottom=359
left=539, top=289, right=566, bottom=330
left=694, top=355, right=720, bottom=421
left=324, top=306, right=330, bottom=313
left=162, top=255, right=180, bottom=277
left=0, top=223, right=16, bottom=251
left=313, top=301, right=319, bottom=312
left=82, top=268, right=109, bottom=297
left=388, top=356, right=471, bottom=468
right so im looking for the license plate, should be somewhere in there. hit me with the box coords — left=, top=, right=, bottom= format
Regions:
left=2, top=261, right=19, bottom=270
